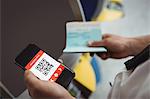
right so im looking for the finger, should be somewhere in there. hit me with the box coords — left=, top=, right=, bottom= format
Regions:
left=24, top=71, right=63, bottom=92
left=90, top=52, right=95, bottom=57
left=58, top=59, right=63, bottom=64
left=25, top=71, right=54, bottom=97
left=96, top=53, right=110, bottom=60
left=102, top=34, right=113, bottom=39
left=24, top=70, right=40, bottom=87
left=25, top=70, right=59, bottom=90
left=24, top=71, right=40, bottom=97
left=88, top=40, right=105, bottom=47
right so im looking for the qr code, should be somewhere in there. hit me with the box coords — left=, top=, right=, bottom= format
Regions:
left=35, top=58, right=54, bottom=76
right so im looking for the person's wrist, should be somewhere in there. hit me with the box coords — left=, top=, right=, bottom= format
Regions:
left=127, top=37, right=144, bottom=56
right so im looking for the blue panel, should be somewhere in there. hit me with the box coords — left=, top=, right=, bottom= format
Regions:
left=80, top=0, right=98, bottom=21
left=91, top=55, right=101, bottom=84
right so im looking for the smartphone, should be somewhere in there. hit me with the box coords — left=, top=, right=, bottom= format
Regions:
left=15, top=44, right=75, bottom=88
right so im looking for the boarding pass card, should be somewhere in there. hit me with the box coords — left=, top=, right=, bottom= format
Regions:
left=63, top=22, right=107, bottom=52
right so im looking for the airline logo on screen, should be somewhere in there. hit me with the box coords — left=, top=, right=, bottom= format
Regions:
left=25, top=50, right=65, bottom=81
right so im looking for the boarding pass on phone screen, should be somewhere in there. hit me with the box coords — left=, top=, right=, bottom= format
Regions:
left=25, top=50, right=64, bottom=81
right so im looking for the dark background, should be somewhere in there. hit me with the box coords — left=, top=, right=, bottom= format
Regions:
left=0, top=0, right=78, bottom=97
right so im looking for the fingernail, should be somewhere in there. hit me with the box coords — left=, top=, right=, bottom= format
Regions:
left=88, top=41, right=94, bottom=45
left=58, top=59, right=63, bottom=63
left=101, top=54, right=106, bottom=58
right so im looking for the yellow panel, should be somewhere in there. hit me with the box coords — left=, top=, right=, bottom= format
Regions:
left=73, top=53, right=96, bottom=92
left=111, top=0, right=122, bottom=3
left=95, top=8, right=123, bottom=22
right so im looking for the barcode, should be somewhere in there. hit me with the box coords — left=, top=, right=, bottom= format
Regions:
left=35, top=58, right=54, bottom=76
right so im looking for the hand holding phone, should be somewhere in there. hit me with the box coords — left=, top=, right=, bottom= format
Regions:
left=15, top=44, right=75, bottom=88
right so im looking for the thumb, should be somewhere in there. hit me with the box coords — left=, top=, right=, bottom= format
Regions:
left=24, top=70, right=40, bottom=87
left=88, top=40, right=106, bottom=47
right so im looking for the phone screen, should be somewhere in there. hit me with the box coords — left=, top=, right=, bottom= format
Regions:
left=26, top=50, right=65, bottom=81
left=15, top=44, right=75, bottom=88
